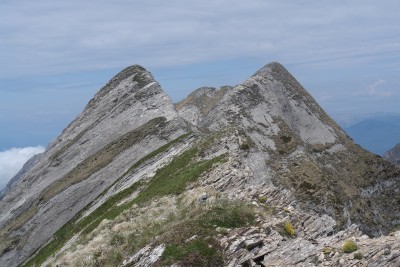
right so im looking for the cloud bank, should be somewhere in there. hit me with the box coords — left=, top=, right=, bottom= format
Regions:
left=0, top=146, right=45, bottom=190
left=1, top=0, right=399, bottom=78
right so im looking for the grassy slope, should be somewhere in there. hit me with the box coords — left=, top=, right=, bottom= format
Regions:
left=23, top=134, right=227, bottom=266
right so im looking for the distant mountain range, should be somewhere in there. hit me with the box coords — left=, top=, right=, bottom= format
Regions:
left=343, top=114, right=400, bottom=155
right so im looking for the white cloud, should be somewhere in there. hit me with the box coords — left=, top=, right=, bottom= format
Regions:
left=366, top=79, right=392, bottom=97
left=0, top=146, right=45, bottom=190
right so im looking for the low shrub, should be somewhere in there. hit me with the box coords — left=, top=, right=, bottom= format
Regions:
left=354, top=252, right=363, bottom=260
left=342, top=240, right=358, bottom=253
left=322, top=247, right=332, bottom=255
left=198, top=200, right=256, bottom=229
left=283, top=221, right=295, bottom=236
left=239, top=143, right=250, bottom=150
left=160, top=200, right=256, bottom=266
left=162, top=238, right=223, bottom=266
left=258, top=195, right=267, bottom=203
left=280, top=135, right=292, bottom=144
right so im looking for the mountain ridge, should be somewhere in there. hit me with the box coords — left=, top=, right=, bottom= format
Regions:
left=1, top=62, right=400, bottom=266
left=384, top=143, right=400, bottom=166
left=0, top=65, right=189, bottom=266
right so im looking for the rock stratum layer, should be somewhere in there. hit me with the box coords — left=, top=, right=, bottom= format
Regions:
left=0, top=62, right=399, bottom=267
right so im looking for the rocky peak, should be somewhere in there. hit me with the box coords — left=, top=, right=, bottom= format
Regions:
left=384, top=143, right=400, bottom=166
left=175, top=86, right=231, bottom=126
left=198, top=62, right=343, bottom=146
left=94, top=65, right=153, bottom=97
left=0, top=65, right=187, bottom=267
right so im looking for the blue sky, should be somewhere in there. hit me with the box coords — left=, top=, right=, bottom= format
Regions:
left=0, top=1, right=400, bottom=187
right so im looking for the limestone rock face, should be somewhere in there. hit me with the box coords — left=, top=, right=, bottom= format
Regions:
left=201, top=63, right=342, bottom=146
left=180, top=62, right=400, bottom=237
left=384, top=143, right=400, bottom=166
left=0, top=65, right=188, bottom=267
left=175, top=86, right=231, bottom=127
left=1, top=62, right=399, bottom=267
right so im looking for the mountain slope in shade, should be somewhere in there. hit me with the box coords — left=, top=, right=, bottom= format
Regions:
left=0, top=62, right=399, bottom=267
left=384, top=143, right=400, bottom=166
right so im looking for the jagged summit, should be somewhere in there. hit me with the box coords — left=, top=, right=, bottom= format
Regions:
left=1, top=62, right=400, bottom=267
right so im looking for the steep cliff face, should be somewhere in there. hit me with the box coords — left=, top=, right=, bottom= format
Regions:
left=0, top=65, right=188, bottom=267
left=384, top=143, right=400, bottom=166
left=1, top=62, right=400, bottom=267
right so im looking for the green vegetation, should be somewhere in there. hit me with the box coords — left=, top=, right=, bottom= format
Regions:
left=23, top=133, right=228, bottom=267
left=22, top=132, right=201, bottom=267
left=133, top=148, right=227, bottom=204
left=160, top=200, right=255, bottom=266
left=342, top=240, right=358, bottom=253
left=197, top=200, right=255, bottom=229
left=239, top=143, right=250, bottom=150
left=283, top=221, right=295, bottom=236
left=322, top=247, right=332, bottom=255
left=299, top=181, right=316, bottom=190
left=353, top=252, right=363, bottom=260
left=109, top=233, right=125, bottom=247
left=280, top=135, right=292, bottom=144
left=258, top=195, right=267, bottom=203
left=162, top=238, right=222, bottom=266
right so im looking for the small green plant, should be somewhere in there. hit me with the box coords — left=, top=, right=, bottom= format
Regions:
left=103, top=249, right=123, bottom=266
left=354, top=252, right=363, bottom=260
left=322, top=246, right=332, bottom=254
left=283, top=221, right=295, bottom=236
left=198, top=200, right=255, bottom=229
left=160, top=200, right=254, bottom=266
left=299, top=181, right=316, bottom=190
left=280, top=135, right=292, bottom=144
left=342, top=240, right=358, bottom=253
left=258, top=195, right=267, bottom=203
left=239, top=143, right=250, bottom=150
left=109, top=233, right=125, bottom=247
left=162, top=238, right=223, bottom=266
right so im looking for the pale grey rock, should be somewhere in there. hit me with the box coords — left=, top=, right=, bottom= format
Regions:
left=0, top=65, right=188, bottom=267
left=384, top=143, right=400, bottom=166
left=122, top=244, right=165, bottom=266
left=176, top=86, right=231, bottom=127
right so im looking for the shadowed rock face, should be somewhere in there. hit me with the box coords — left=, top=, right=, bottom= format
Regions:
left=384, top=144, right=400, bottom=166
left=1, top=62, right=399, bottom=266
